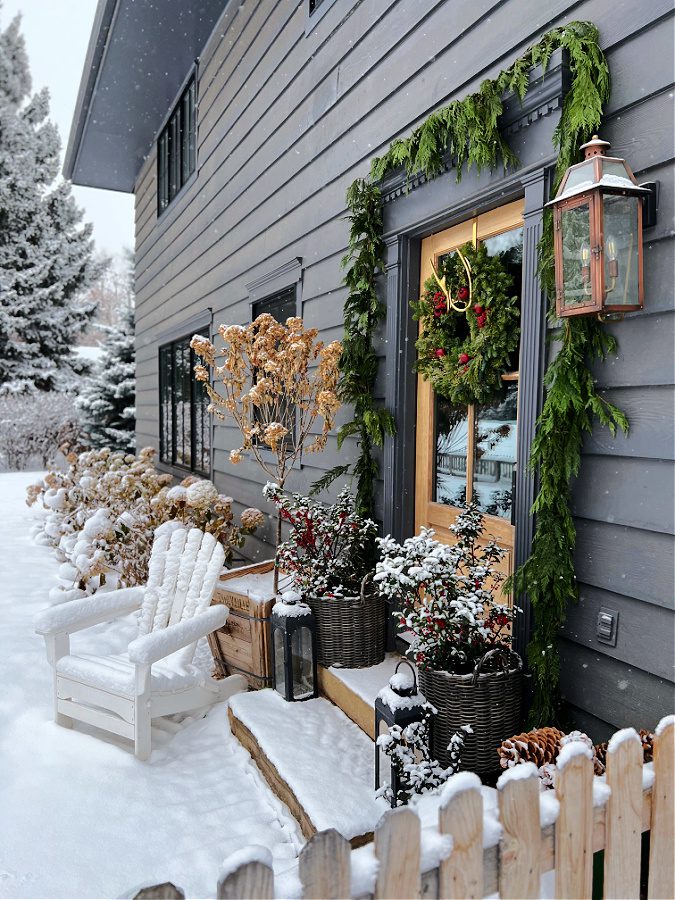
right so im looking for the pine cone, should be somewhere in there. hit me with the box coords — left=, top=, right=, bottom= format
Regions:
left=593, top=741, right=608, bottom=776
left=640, top=729, right=654, bottom=763
left=498, top=727, right=564, bottom=769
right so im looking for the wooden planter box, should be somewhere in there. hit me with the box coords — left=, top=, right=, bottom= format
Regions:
left=208, top=560, right=276, bottom=690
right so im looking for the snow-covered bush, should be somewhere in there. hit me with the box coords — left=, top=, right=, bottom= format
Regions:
left=263, top=483, right=377, bottom=598
left=375, top=502, right=518, bottom=673
left=0, top=392, right=83, bottom=470
left=27, top=446, right=263, bottom=598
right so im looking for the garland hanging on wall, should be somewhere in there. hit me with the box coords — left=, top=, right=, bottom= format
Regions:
left=337, top=21, right=628, bottom=726
left=411, top=241, right=520, bottom=406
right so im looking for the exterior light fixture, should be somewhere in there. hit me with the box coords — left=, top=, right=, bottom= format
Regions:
left=549, top=135, right=650, bottom=320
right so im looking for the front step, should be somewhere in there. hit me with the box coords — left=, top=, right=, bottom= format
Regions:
left=317, top=654, right=405, bottom=740
left=228, top=690, right=383, bottom=847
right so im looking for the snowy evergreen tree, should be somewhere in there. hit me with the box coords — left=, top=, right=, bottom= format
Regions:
left=0, top=10, right=97, bottom=394
left=77, top=305, right=136, bottom=452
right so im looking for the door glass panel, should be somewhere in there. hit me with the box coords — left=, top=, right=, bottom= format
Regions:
left=434, top=398, right=468, bottom=507
left=472, top=383, right=518, bottom=520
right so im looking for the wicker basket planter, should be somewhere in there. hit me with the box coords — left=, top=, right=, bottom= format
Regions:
left=306, top=587, right=385, bottom=669
left=418, top=649, right=523, bottom=776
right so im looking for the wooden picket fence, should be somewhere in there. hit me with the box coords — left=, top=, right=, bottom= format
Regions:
left=137, top=719, right=674, bottom=900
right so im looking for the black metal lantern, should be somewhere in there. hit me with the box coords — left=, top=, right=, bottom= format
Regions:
left=271, top=592, right=318, bottom=702
left=374, top=661, right=428, bottom=805
left=548, top=135, right=650, bottom=320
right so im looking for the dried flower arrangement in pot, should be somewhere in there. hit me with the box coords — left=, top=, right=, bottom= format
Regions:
left=264, top=484, right=386, bottom=668
left=191, top=315, right=342, bottom=593
left=374, top=502, right=522, bottom=775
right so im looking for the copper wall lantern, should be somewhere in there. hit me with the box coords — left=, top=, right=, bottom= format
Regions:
left=549, top=135, right=650, bottom=320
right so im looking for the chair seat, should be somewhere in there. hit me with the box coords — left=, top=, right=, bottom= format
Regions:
left=56, top=652, right=207, bottom=697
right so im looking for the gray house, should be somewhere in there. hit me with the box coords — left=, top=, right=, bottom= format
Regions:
left=65, top=0, right=674, bottom=739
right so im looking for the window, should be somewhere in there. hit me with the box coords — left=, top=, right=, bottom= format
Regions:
left=159, top=333, right=210, bottom=475
left=308, top=0, right=324, bottom=13
left=252, top=286, right=298, bottom=443
left=157, top=75, right=196, bottom=214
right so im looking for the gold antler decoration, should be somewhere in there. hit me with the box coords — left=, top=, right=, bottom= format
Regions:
left=430, top=249, right=472, bottom=313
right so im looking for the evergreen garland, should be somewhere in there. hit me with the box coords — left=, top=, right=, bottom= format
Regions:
left=340, top=21, right=627, bottom=724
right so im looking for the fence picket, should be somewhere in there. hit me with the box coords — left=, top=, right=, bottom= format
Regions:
left=604, top=729, right=643, bottom=899
left=217, top=860, right=274, bottom=900
left=438, top=776, right=483, bottom=899
left=555, top=748, right=594, bottom=899
left=299, top=829, right=351, bottom=899
left=498, top=767, right=541, bottom=899
left=374, top=807, right=421, bottom=900
left=648, top=717, right=674, bottom=900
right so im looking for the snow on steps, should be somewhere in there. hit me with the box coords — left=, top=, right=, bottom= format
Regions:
left=317, top=654, right=405, bottom=741
left=228, top=690, right=383, bottom=846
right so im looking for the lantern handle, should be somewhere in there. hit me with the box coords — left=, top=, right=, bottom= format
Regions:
left=394, top=659, right=418, bottom=694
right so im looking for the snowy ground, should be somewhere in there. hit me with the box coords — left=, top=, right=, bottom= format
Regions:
left=0, top=472, right=302, bottom=900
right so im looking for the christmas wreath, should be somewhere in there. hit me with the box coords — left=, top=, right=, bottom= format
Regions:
left=411, top=242, right=520, bottom=406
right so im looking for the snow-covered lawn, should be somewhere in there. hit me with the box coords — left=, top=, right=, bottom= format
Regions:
left=0, top=472, right=301, bottom=900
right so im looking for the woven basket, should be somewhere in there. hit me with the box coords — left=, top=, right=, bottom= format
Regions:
left=419, top=649, right=523, bottom=776
left=307, top=578, right=385, bottom=668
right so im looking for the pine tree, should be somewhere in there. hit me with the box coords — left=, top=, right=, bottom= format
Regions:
left=0, top=10, right=97, bottom=394
left=77, top=306, right=136, bottom=452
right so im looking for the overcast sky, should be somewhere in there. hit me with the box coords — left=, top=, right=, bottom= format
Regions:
left=2, top=0, right=135, bottom=259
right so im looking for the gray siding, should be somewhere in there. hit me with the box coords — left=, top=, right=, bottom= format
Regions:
left=134, top=0, right=675, bottom=736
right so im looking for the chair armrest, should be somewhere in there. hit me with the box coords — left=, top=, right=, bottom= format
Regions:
left=34, top=586, right=145, bottom=636
left=128, top=604, right=229, bottom=666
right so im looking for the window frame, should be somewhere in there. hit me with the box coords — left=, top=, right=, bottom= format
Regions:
left=157, top=72, right=197, bottom=216
left=159, top=331, right=211, bottom=478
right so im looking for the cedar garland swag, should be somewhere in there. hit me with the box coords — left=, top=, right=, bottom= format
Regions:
left=337, top=21, right=628, bottom=726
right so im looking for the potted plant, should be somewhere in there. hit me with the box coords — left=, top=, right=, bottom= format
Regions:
left=374, top=502, right=522, bottom=776
left=191, top=314, right=342, bottom=594
left=264, top=484, right=385, bottom=668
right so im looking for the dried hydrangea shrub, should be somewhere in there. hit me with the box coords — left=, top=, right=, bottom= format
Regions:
left=28, top=447, right=262, bottom=597
left=191, top=315, right=342, bottom=590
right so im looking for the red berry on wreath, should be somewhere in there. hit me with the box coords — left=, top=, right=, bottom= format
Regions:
left=477, top=314, right=487, bottom=328
left=458, top=352, right=470, bottom=364
left=473, top=304, right=484, bottom=314
left=434, top=348, right=446, bottom=358
left=458, top=286, right=470, bottom=301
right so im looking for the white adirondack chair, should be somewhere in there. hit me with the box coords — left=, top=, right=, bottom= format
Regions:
left=35, top=523, right=241, bottom=759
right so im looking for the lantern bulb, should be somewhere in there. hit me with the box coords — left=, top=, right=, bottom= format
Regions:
left=606, top=235, right=617, bottom=261
left=580, top=243, right=591, bottom=264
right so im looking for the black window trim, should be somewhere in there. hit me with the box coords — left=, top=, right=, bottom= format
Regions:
left=158, top=328, right=212, bottom=479
left=157, top=64, right=198, bottom=216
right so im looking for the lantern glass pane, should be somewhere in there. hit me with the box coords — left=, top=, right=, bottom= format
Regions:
left=273, top=628, right=286, bottom=697
left=603, top=193, right=640, bottom=306
left=563, top=159, right=596, bottom=193
left=291, top=626, right=314, bottom=700
left=561, top=201, right=593, bottom=310
left=377, top=718, right=391, bottom=794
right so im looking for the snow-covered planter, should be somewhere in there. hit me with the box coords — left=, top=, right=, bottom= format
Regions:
left=263, top=484, right=385, bottom=667
left=375, top=502, right=522, bottom=775
left=27, top=447, right=263, bottom=599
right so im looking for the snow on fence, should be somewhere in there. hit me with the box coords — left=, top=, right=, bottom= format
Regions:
left=136, top=718, right=674, bottom=900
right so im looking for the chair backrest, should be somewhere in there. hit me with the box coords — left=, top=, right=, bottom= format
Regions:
left=137, top=523, right=225, bottom=665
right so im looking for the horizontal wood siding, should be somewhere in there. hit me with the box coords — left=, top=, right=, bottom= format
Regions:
left=133, top=0, right=675, bottom=733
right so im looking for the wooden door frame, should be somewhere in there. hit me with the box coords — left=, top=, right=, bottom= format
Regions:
left=380, top=167, right=563, bottom=661
left=414, top=200, right=524, bottom=553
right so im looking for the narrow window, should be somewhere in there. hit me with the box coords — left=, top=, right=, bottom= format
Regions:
left=252, top=286, right=298, bottom=444
left=159, top=332, right=210, bottom=475
left=157, top=75, right=197, bottom=214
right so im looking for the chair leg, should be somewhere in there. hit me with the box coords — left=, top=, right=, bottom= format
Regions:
left=49, top=634, right=73, bottom=728
left=134, top=702, right=151, bottom=760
